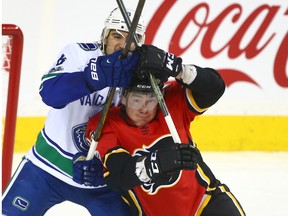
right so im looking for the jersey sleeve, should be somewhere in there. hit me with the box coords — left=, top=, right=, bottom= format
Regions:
left=102, top=147, right=142, bottom=191
left=178, top=65, right=226, bottom=114
left=39, top=43, right=101, bottom=108
left=164, top=77, right=224, bottom=140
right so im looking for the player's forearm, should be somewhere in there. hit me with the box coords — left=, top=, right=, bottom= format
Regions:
left=39, top=72, right=92, bottom=108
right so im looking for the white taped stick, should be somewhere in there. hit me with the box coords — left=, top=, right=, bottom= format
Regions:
left=86, top=140, right=97, bottom=160
left=149, top=73, right=182, bottom=143
left=164, top=115, right=181, bottom=143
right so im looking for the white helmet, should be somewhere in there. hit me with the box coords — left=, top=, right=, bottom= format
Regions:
left=102, top=7, right=146, bottom=45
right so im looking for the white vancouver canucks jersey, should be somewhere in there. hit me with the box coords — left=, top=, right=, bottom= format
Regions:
left=25, top=42, right=121, bottom=188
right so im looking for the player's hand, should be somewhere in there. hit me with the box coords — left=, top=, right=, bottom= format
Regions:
left=84, top=50, right=139, bottom=91
left=72, top=152, right=105, bottom=187
left=144, top=143, right=197, bottom=181
left=136, top=44, right=182, bottom=82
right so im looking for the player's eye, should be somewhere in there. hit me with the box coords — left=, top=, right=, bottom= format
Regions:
left=132, top=98, right=141, bottom=104
left=114, top=35, right=123, bottom=39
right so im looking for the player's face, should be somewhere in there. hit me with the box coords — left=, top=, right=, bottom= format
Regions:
left=124, top=91, right=158, bottom=127
left=104, top=30, right=136, bottom=55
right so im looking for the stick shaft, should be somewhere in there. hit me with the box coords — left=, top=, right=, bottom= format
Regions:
left=149, top=73, right=181, bottom=143
left=118, top=1, right=181, bottom=144
left=86, top=0, right=146, bottom=160
left=116, top=0, right=145, bottom=46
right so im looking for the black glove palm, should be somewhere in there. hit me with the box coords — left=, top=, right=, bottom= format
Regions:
left=144, top=143, right=197, bottom=181
left=136, top=45, right=182, bottom=82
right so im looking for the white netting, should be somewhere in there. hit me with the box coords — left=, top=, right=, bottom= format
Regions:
left=2, top=35, right=13, bottom=119
left=2, top=35, right=13, bottom=73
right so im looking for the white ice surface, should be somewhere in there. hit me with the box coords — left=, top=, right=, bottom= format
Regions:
left=9, top=152, right=288, bottom=216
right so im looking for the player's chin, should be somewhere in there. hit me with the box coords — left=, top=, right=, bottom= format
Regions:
left=134, top=118, right=151, bottom=127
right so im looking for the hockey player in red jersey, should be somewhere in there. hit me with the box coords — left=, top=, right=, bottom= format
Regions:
left=86, top=45, right=246, bottom=216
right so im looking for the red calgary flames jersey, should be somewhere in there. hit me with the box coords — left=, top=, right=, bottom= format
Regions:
left=87, top=81, right=215, bottom=216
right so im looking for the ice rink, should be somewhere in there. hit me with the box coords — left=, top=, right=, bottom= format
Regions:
left=10, top=151, right=288, bottom=216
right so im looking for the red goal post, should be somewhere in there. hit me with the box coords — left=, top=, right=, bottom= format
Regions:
left=2, top=24, right=23, bottom=191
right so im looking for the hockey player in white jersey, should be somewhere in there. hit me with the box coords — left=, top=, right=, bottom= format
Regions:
left=2, top=7, right=145, bottom=216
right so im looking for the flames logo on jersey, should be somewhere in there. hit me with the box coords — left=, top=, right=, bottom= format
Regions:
left=134, top=135, right=182, bottom=195
left=72, top=123, right=90, bottom=152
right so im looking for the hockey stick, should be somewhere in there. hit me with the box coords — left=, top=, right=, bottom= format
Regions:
left=86, top=0, right=146, bottom=160
left=116, top=0, right=143, bottom=46
left=117, top=1, right=181, bottom=143
left=86, top=88, right=116, bottom=160
left=149, top=74, right=181, bottom=143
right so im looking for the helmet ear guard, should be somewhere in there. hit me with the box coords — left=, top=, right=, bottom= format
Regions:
left=101, top=7, right=146, bottom=46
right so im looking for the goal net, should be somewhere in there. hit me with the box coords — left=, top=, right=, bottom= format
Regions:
left=2, top=24, right=23, bottom=191
left=2, top=35, right=12, bottom=118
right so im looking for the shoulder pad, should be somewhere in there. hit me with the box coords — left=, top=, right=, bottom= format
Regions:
left=77, top=43, right=99, bottom=51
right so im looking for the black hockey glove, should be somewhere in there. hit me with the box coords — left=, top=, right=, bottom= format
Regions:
left=144, top=143, right=198, bottom=181
left=136, top=45, right=182, bottom=82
